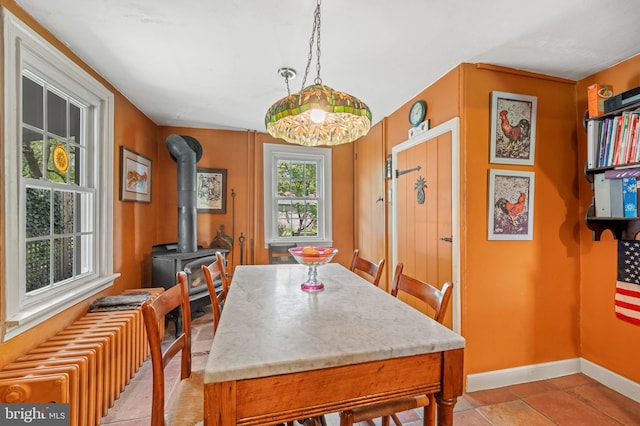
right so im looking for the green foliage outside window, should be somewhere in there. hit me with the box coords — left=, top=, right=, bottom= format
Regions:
left=276, top=160, right=319, bottom=237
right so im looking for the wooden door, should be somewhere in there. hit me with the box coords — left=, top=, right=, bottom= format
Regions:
left=392, top=119, right=459, bottom=331
left=354, top=126, right=387, bottom=288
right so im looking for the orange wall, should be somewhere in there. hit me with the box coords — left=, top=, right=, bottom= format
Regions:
left=460, top=64, right=581, bottom=375
left=154, top=128, right=355, bottom=271
left=383, top=67, right=461, bottom=288
left=576, top=55, right=640, bottom=383
left=0, top=0, right=158, bottom=366
left=379, top=63, right=582, bottom=378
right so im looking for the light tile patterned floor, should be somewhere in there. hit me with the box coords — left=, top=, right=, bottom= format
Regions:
left=102, top=305, right=640, bottom=425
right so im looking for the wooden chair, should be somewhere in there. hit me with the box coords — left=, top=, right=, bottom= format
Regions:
left=349, top=249, right=385, bottom=287
left=141, top=271, right=204, bottom=426
left=268, top=243, right=297, bottom=264
left=201, top=251, right=229, bottom=333
left=340, top=263, right=453, bottom=426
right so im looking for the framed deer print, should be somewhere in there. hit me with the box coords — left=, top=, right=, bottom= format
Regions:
left=120, top=146, right=152, bottom=203
left=488, top=169, right=535, bottom=240
left=490, top=91, right=537, bottom=165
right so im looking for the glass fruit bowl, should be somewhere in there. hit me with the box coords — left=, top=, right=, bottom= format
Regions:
left=288, top=247, right=338, bottom=291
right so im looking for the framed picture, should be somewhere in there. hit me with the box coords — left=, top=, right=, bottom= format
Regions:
left=490, top=91, right=537, bottom=165
left=196, top=168, right=227, bottom=213
left=120, top=146, right=151, bottom=203
left=488, top=169, right=535, bottom=240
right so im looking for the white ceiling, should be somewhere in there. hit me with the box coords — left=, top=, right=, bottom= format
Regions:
left=14, top=0, right=640, bottom=133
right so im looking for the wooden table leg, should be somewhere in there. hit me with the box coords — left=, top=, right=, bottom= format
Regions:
left=435, top=394, right=457, bottom=426
left=435, top=348, right=464, bottom=426
left=205, top=381, right=236, bottom=425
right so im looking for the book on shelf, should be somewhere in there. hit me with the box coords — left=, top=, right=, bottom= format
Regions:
left=623, top=177, right=638, bottom=218
left=587, top=108, right=640, bottom=169
left=604, top=167, right=640, bottom=179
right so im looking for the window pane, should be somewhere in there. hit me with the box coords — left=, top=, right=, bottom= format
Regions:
left=54, top=190, right=74, bottom=234
left=78, top=234, right=93, bottom=274
left=47, top=138, right=67, bottom=183
left=293, top=200, right=318, bottom=236
left=26, top=187, right=50, bottom=238
left=26, top=240, right=50, bottom=292
left=54, top=237, right=74, bottom=282
left=69, top=145, right=80, bottom=185
left=277, top=199, right=318, bottom=237
left=47, top=89, right=67, bottom=137
left=70, top=103, right=81, bottom=144
left=277, top=200, right=294, bottom=237
left=23, top=76, right=43, bottom=128
left=22, top=128, right=45, bottom=179
left=78, top=192, right=93, bottom=233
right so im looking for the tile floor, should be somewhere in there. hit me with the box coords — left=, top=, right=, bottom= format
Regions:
left=101, top=305, right=640, bottom=425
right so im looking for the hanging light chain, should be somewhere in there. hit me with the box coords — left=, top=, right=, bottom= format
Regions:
left=301, top=0, right=322, bottom=90
left=285, top=72, right=292, bottom=96
left=314, top=0, right=322, bottom=85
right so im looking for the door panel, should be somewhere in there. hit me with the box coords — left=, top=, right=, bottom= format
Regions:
left=393, top=118, right=459, bottom=332
left=354, top=127, right=386, bottom=288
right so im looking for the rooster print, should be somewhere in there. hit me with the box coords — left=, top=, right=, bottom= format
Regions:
left=499, top=110, right=530, bottom=155
left=491, top=172, right=532, bottom=237
left=492, top=94, right=535, bottom=161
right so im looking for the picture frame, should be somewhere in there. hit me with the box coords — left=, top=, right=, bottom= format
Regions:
left=120, top=146, right=151, bottom=203
left=488, top=169, right=535, bottom=240
left=196, top=168, right=227, bottom=213
left=489, top=91, right=537, bottom=165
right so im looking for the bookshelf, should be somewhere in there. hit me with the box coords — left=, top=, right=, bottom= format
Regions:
left=585, top=101, right=640, bottom=240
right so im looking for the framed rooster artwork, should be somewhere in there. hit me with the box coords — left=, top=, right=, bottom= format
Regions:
left=489, top=91, right=537, bottom=165
left=488, top=169, right=535, bottom=240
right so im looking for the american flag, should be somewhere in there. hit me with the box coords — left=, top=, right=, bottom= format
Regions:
left=616, top=240, right=640, bottom=325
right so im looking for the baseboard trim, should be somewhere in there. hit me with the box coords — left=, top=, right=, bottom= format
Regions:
left=466, top=357, right=640, bottom=403
left=580, top=358, right=640, bottom=403
left=466, top=358, right=581, bottom=392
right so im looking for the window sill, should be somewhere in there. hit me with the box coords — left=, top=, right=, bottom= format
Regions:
left=2, top=273, right=120, bottom=342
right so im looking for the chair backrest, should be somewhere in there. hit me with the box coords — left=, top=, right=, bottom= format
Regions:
left=201, top=251, right=229, bottom=333
left=268, top=243, right=297, bottom=264
left=141, top=271, right=192, bottom=426
left=390, top=263, right=453, bottom=324
left=350, top=249, right=386, bottom=287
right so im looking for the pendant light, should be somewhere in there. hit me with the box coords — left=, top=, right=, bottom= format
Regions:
left=264, top=0, right=371, bottom=146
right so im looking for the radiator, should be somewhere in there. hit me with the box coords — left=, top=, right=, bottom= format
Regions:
left=0, top=288, right=164, bottom=426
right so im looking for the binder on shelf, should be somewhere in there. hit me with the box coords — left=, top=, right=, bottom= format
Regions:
left=587, top=120, right=597, bottom=168
left=594, top=173, right=612, bottom=217
left=623, top=177, right=638, bottom=218
left=610, top=178, right=624, bottom=217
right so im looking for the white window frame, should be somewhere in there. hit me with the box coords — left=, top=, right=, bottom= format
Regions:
left=2, top=10, right=118, bottom=341
left=263, top=143, right=332, bottom=247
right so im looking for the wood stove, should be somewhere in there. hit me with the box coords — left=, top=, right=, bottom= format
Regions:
left=151, top=243, right=228, bottom=332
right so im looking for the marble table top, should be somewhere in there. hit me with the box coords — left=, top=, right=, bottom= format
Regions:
left=204, top=263, right=465, bottom=383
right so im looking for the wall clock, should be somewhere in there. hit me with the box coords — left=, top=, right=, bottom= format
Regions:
left=409, top=100, right=426, bottom=127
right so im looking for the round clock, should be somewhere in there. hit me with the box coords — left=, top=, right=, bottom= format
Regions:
left=409, top=100, right=426, bottom=127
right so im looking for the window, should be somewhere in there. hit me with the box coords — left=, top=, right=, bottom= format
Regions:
left=263, top=143, right=332, bottom=246
left=2, top=11, right=117, bottom=340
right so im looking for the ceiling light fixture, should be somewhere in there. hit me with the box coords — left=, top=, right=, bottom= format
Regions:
left=264, top=0, right=371, bottom=146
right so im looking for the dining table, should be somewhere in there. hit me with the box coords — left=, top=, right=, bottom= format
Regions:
left=203, top=262, right=465, bottom=426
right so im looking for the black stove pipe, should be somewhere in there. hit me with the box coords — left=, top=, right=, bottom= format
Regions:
left=165, top=134, right=202, bottom=253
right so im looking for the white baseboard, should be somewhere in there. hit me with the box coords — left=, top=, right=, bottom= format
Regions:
left=466, top=358, right=581, bottom=392
left=465, top=357, right=640, bottom=404
left=580, top=358, right=640, bottom=403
